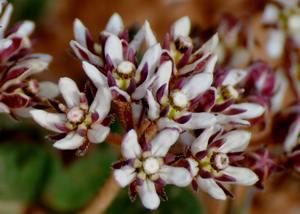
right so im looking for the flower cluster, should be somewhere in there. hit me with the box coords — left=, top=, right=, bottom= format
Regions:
left=4, top=0, right=300, bottom=211
left=0, top=0, right=57, bottom=117
left=59, top=14, right=265, bottom=209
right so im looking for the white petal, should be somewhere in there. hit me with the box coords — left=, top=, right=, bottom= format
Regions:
left=146, top=90, right=160, bottom=120
left=82, top=61, right=107, bottom=88
left=137, top=43, right=161, bottom=76
left=152, top=60, right=172, bottom=94
left=129, top=21, right=157, bottom=51
left=53, top=132, right=85, bottom=150
left=73, top=19, right=87, bottom=47
left=218, top=130, right=251, bottom=153
left=266, top=29, right=285, bottom=59
left=110, top=86, right=131, bottom=101
left=196, top=33, right=219, bottom=54
left=172, top=16, right=191, bottom=38
left=179, top=131, right=196, bottom=146
left=131, top=74, right=156, bottom=100
left=191, top=127, right=214, bottom=155
left=284, top=117, right=300, bottom=152
left=229, top=103, right=265, bottom=119
left=138, top=180, right=160, bottom=210
left=58, top=77, right=81, bottom=108
left=14, top=21, right=35, bottom=37
left=187, top=158, right=199, bottom=177
left=132, top=102, right=143, bottom=123
left=271, top=71, right=288, bottom=113
left=222, top=69, right=247, bottom=86
left=262, top=4, right=279, bottom=24
left=144, top=21, right=157, bottom=47
left=87, top=124, right=110, bottom=143
left=12, top=107, right=32, bottom=118
left=113, top=165, right=136, bottom=187
left=38, top=81, right=59, bottom=99
left=104, top=35, right=123, bottom=67
left=0, top=102, right=9, bottom=113
left=150, top=128, right=179, bottom=157
left=180, top=112, right=216, bottom=130
left=222, top=166, right=258, bottom=185
left=0, top=3, right=12, bottom=37
left=121, top=130, right=142, bottom=159
left=90, top=85, right=112, bottom=120
left=179, top=54, right=217, bottom=75
left=105, top=13, right=124, bottom=35
left=182, top=73, right=213, bottom=100
left=70, top=40, right=103, bottom=66
left=2, top=57, right=50, bottom=89
left=159, top=165, right=192, bottom=187
left=196, top=177, right=226, bottom=200
left=30, top=110, right=66, bottom=133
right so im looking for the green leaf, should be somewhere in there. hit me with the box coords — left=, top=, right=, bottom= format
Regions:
left=42, top=145, right=117, bottom=213
left=106, top=186, right=204, bottom=214
left=0, top=143, right=49, bottom=202
left=8, top=0, right=50, bottom=21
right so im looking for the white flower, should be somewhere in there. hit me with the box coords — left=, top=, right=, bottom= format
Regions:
left=82, top=38, right=161, bottom=101
left=30, top=73, right=111, bottom=154
left=70, top=13, right=157, bottom=68
left=187, top=127, right=258, bottom=200
left=113, top=129, right=192, bottom=210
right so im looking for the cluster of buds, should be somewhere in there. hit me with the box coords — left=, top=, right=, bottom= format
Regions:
left=0, top=0, right=57, bottom=117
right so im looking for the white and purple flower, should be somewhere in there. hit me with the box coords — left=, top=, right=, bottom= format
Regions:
left=113, top=129, right=192, bottom=210
left=0, top=1, right=57, bottom=116
left=187, top=127, right=258, bottom=199
left=30, top=72, right=111, bottom=155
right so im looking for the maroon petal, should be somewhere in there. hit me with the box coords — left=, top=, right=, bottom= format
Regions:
left=1, top=92, right=30, bottom=108
left=192, top=179, right=198, bottom=191
left=47, top=133, right=67, bottom=141
left=1, top=66, right=28, bottom=84
left=156, top=84, right=167, bottom=104
left=175, top=114, right=192, bottom=124
left=223, top=107, right=247, bottom=115
left=107, top=71, right=117, bottom=87
left=195, top=150, right=208, bottom=160
left=211, top=99, right=234, bottom=112
left=177, top=47, right=192, bottom=68
left=129, top=179, right=139, bottom=201
left=139, top=62, right=148, bottom=85
left=155, top=178, right=167, bottom=201
left=198, top=169, right=212, bottom=178
left=127, top=78, right=136, bottom=94
left=208, top=139, right=224, bottom=149
left=112, top=160, right=130, bottom=169
left=191, top=88, right=216, bottom=111
left=215, top=174, right=236, bottom=182
left=216, top=181, right=233, bottom=198
left=0, top=37, right=22, bottom=62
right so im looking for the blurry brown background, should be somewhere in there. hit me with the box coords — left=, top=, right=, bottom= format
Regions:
left=29, top=0, right=300, bottom=213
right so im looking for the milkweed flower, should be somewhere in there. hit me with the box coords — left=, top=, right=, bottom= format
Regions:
left=70, top=13, right=157, bottom=68
left=187, top=127, right=258, bottom=199
left=30, top=73, right=111, bottom=155
left=113, top=129, right=192, bottom=210
left=262, top=0, right=300, bottom=59
left=0, top=1, right=57, bottom=116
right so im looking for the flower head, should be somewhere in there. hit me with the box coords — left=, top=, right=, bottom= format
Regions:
left=0, top=1, right=57, bottom=116
left=30, top=68, right=112, bottom=155
left=187, top=127, right=258, bottom=199
left=113, top=129, right=191, bottom=210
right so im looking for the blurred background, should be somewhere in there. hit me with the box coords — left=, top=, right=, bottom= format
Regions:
left=1, top=0, right=300, bottom=213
